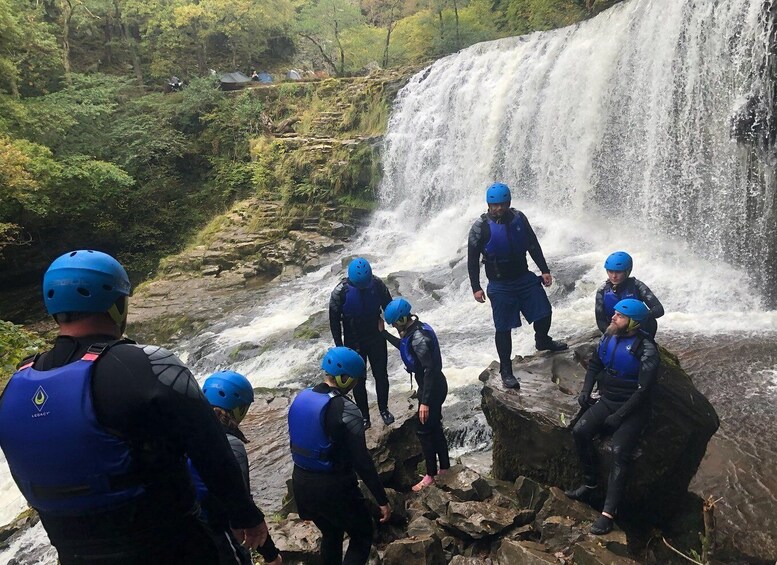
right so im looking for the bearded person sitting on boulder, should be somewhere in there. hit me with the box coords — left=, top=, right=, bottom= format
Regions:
left=565, top=299, right=660, bottom=535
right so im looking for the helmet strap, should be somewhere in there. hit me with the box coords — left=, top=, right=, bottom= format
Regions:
left=334, top=375, right=355, bottom=390
left=626, top=318, right=641, bottom=333
left=107, top=296, right=129, bottom=333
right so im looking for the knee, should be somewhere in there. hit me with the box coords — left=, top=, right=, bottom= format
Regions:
left=572, top=421, right=593, bottom=443
left=611, top=444, right=632, bottom=465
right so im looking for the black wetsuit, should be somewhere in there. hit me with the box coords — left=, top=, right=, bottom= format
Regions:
left=467, top=209, right=557, bottom=369
left=329, top=276, right=393, bottom=421
left=11, top=335, right=264, bottom=565
left=292, top=383, right=388, bottom=565
left=200, top=428, right=279, bottom=564
left=572, top=332, right=659, bottom=516
left=383, top=320, right=450, bottom=476
left=595, top=277, right=664, bottom=339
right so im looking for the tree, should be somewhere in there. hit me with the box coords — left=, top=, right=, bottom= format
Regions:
left=295, top=0, right=364, bottom=75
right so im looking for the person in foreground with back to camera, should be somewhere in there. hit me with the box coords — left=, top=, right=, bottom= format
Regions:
left=189, top=370, right=282, bottom=565
left=329, top=257, right=395, bottom=428
left=565, top=298, right=660, bottom=535
left=0, top=249, right=270, bottom=564
left=381, top=297, right=450, bottom=492
left=595, top=251, right=664, bottom=339
left=468, top=182, right=567, bottom=390
left=288, top=346, right=391, bottom=565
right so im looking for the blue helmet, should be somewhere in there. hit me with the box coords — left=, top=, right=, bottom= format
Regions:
left=321, top=346, right=366, bottom=390
left=43, top=250, right=131, bottom=315
left=384, top=297, right=412, bottom=325
left=614, top=299, right=650, bottom=322
left=486, top=182, right=511, bottom=204
left=347, top=258, right=372, bottom=289
left=604, top=251, right=633, bottom=273
left=203, top=370, right=255, bottom=410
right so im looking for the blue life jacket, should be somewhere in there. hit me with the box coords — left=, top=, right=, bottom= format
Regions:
left=341, top=278, right=383, bottom=319
left=288, top=388, right=338, bottom=472
left=400, top=323, right=440, bottom=374
left=0, top=345, right=144, bottom=515
left=598, top=334, right=641, bottom=382
left=483, top=213, right=529, bottom=267
left=187, top=459, right=209, bottom=507
left=602, top=279, right=638, bottom=320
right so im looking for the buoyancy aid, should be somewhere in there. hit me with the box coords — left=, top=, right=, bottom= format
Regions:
left=0, top=344, right=143, bottom=515
left=288, top=388, right=338, bottom=472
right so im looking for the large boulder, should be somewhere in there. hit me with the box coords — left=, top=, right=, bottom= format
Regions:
left=481, top=336, right=719, bottom=523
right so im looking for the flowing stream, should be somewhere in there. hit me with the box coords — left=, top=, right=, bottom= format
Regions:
left=3, top=0, right=777, bottom=561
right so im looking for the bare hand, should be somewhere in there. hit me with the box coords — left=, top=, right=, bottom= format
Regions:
left=379, top=504, right=391, bottom=523
left=378, top=318, right=385, bottom=332
left=473, top=290, right=486, bottom=303
left=418, top=404, right=429, bottom=424
left=267, top=556, right=282, bottom=565
left=541, top=273, right=553, bottom=287
left=232, top=520, right=268, bottom=550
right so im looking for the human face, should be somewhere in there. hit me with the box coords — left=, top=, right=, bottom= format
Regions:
left=607, top=270, right=627, bottom=285
left=606, top=311, right=631, bottom=335
left=488, top=202, right=509, bottom=219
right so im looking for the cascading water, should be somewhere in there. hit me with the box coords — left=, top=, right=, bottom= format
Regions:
left=2, top=0, right=777, bottom=562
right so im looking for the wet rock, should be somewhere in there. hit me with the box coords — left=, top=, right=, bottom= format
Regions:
left=493, top=539, right=557, bottom=564
left=481, top=336, right=719, bottom=524
left=513, top=476, right=549, bottom=514
left=270, top=513, right=322, bottom=563
left=406, top=515, right=443, bottom=539
left=448, top=556, right=490, bottom=565
left=382, top=536, right=445, bottom=565
left=407, top=485, right=457, bottom=520
left=438, top=500, right=522, bottom=539
left=435, top=465, right=493, bottom=502
left=572, top=540, right=640, bottom=565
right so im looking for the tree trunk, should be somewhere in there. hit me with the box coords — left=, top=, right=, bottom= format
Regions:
left=335, top=20, right=345, bottom=75
left=452, top=0, right=460, bottom=48
left=62, top=0, right=73, bottom=86
left=299, top=32, right=338, bottom=75
left=114, top=0, right=143, bottom=84
left=438, top=9, right=444, bottom=39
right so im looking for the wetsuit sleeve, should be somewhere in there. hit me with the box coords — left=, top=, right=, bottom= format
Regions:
left=614, top=338, right=660, bottom=419
left=329, top=282, right=346, bottom=346
left=634, top=279, right=664, bottom=320
left=377, top=277, right=393, bottom=309
left=595, top=284, right=608, bottom=333
left=412, top=331, right=441, bottom=405
left=339, top=400, right=389, bottom=506
left=518, top=211, right=550, bottom=274
left=381, top=329, right=401, bottom=349
left=582, top=344, right=604, bottom=395
left=467, top=218, right=485, bottom=292
left=96, top=345, right=264, bottom=529
left=228, top=434, right=250, bottom=490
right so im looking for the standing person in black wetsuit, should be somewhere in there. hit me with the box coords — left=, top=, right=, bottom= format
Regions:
left=381, top=298, right=450, bottom=492
left=468, top=182, right=567, bottom=390
left=329, top=257, right=394, bottom=428
left=288, top=346, right=391, bottom=565
left=0, top=250, right=271, bottom=564
left=595, top=251, right=664, bottom=339
left=189, top=370, right=282, bottom=565
left=566, top=299, right=660, bottom=535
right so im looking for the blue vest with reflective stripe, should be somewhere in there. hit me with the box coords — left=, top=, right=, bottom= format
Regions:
left=603, top=279, right=638, bottom=320
left=400, top=323, right=439, bottom=374
left=288, top=388, right=336, bottom=472
left=0, top=352, right=143, bottom=515
left=341, top=279, right=383, bottom=319
left=483, top=214, right=529, bottom=265
left=598, top=334, right=641, bottom=382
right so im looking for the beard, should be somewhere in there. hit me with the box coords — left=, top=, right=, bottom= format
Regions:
left=605, top=322, right=628, bottom=336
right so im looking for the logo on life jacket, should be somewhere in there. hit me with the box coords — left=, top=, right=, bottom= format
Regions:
left=32, top=386, right=49, bottom=412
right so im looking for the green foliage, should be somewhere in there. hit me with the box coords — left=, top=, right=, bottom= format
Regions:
left=0, top=320, right=46, bottom=386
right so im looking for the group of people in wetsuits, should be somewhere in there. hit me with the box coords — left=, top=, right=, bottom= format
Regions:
left=0, top=181, right=664, bottom=564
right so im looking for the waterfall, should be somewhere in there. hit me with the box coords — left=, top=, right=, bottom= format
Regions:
left=379, top=0, right=777, bottom=304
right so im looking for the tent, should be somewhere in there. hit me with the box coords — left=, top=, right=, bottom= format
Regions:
left=286, top=69, right=302, bottom=81
left=257, top=71, right=273, bottom=84
left=219, top=71, right=251, bottom=91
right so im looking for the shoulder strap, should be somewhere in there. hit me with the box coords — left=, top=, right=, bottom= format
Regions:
left=17, top=353, right=40, bottom=370
left=81, top=338, right=134, bottom=362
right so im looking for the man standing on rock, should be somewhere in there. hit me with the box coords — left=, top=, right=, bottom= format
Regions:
left=0, top=250, right=271, bottom=564
left=288, top=346, right=391, bottom=565
left=566, top=298, right=659, bottom=535
left=468, top=182, right=567, bottom=389
left=329, top=257, right=395, bottom=428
